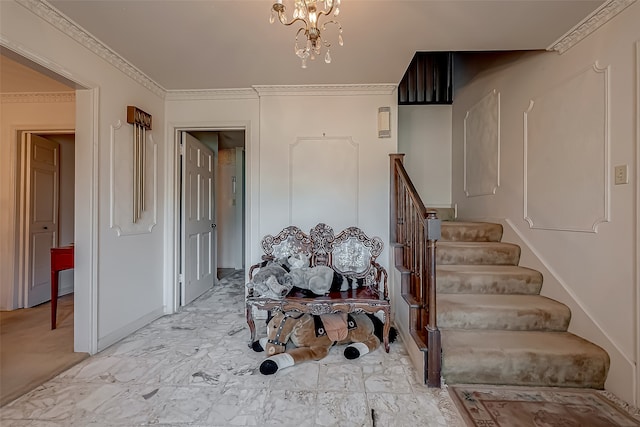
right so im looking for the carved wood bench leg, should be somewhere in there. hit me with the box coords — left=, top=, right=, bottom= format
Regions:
left=246, top=304, right=256, bottom=347
left=382, top=306, right=391, bottom=353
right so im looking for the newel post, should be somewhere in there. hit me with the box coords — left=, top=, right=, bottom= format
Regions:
left=425, top=210, right=441, bottom=387
left=389, top=154, right=405, bottom=244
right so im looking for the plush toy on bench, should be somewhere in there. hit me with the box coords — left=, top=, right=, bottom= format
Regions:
left=246, top=257, right=294, bottom=299
left=252, top=310, right=397, bottom=375
left=286, top=253, right=350, bottom=296
left=247, top=252, right=356, bottom=298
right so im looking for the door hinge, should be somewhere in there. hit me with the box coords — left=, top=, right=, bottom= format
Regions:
left=179, top=143, right=185, bottom=155
left=178, top=273, right=184, bottom=284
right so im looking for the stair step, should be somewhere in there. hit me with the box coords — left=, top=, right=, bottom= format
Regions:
left=437, top=294, right=570, bottom=331
left=441, top=329, right=610, bottom=389
left=437, top=241, right=521, bottom=265
left=437, top=265, right=543, bottom=295
left=441, top=221, right=503, bottom=242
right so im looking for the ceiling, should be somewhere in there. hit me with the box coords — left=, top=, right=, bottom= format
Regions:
left=27, top=0, right=605, bottom=91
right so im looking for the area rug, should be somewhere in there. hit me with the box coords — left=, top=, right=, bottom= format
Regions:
left=449, top=384, right=640, bottom=427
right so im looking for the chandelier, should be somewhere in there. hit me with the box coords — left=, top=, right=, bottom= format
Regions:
left=270, top=0, right=343, bottom=68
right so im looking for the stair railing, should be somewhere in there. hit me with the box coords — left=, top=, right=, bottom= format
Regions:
left=390, top=154, right=441, bottom=387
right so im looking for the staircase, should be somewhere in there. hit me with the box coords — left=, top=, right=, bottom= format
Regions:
left=437, top=220, right=610, bottom=388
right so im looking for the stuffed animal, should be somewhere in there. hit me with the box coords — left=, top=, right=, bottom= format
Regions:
left=246, top=258, right=293, bottom=299
left=251, top=311, right=397, bottom=375
left=286, top=253, right=350, bottom=296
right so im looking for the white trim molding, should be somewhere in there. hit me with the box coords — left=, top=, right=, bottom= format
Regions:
left=547, top=0, right=636, bottom=54
left=15, top=0, right=166, bottom=97
left=165, top=89, right=258, bottom=101
left=464, top=89, right=501, bottom=198
left=253, top=84, right=397, bottom=97
left=109, top=120, right=158, bottom=236
left=523, top=62, right=610, bottom=233
left=1, top=91, right=75, bottom=103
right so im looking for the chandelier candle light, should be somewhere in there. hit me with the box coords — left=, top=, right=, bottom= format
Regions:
left=270, top=0, right=343, bottom=68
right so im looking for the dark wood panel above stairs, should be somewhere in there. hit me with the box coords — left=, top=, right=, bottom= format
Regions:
left=436, top=220, right=610, bottom=389
left=398, top=52, right=453, bottom=105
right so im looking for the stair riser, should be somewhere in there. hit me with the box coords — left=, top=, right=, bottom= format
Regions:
left=441, top=222, right=503, bottom=242
left=437, top=246, right=521, bottom=265
left=443, top=353, right=608, bottom=389
left=437, top=271, right=542, bottom=295
left=437, top=309, right=570, bottom=331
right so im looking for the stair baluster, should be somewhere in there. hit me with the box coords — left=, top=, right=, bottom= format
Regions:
left=390, top=154, right=442, bottom=387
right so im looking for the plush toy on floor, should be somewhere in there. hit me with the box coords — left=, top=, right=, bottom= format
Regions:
left=252, top=311, right=397, bottom=375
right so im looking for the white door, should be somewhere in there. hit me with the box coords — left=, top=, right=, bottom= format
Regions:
left=181, top=132, right=216, bottom=305
left=25, top=134, right=60, bottom=307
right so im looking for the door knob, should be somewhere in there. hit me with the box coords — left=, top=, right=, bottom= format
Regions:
left=211, top=223, right=217, bottom=229
left=43, top=226, right=48, bottom=230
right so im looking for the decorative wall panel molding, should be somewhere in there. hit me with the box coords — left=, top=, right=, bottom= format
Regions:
left=289, top=137, right=358, bottom=227
left=110, top=119, right=157, bottom=236
left=16, top=0, right=165, bottom=97
left=464, top=89, right=500, bottom=197
left=0, top=91, right=75, bottom=103
left=524, top=63, right=609, bottom=232
left=547, top=0, right=636, bottom=54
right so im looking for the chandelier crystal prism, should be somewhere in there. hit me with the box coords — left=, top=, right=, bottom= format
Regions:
left=270, top=0, right=343, bottom=68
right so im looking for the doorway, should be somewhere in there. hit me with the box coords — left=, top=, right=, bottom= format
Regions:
left=177, top=129, right=246, bottom=307
left=17, top=131, right=75, bottom=308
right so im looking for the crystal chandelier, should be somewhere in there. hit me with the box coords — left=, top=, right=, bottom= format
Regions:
left=270, top=0, right=343, bottom=68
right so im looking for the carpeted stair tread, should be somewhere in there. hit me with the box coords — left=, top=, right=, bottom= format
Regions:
left=437, top=241, right=521, bottom=265
left=437, top=294, right=570, bottom=331
left=441, top=329, right=610, bottom=388
left=441, top=221, right=503, bottom=242
left=437, top=265, right=543, bottom=295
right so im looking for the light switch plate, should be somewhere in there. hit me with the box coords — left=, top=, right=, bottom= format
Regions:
left=614, top=165, right=628, bottom=185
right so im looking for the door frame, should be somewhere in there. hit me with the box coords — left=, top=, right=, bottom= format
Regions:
left=16, top=130, right=72, bottom=309
left=6, top=87, right=98, bottom=355
left=1, top=41, right=99, bottom=354
left=167, top=124, right=249, bottom=313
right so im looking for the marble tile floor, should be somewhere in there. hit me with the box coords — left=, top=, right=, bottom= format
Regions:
left=0, top=270, right=464, bottom=427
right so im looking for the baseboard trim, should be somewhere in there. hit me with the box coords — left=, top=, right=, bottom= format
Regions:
left=97, top=307, right=165, bottom=352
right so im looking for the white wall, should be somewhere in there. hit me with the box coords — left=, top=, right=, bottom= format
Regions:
left=256, top=86, right=397, bottom=259
left=1, top=0, right=166, bottom=352
left=451, top=2, right=639, bottom=405
left=398, top=105, right=452, bottom=208
left=0, top=95, right=75, bottom=309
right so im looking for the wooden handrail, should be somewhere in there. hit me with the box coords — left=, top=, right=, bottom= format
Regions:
left=389, top=154, right=441, bottom=387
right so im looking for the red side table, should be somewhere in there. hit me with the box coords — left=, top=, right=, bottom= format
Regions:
left=50, top=245, right=74, bottom=329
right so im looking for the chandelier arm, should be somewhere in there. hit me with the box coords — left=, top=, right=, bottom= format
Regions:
left=279, top=16, right=307, bottom=27
left=295, top=27, right=307, bottom=40
left=321, top=20, right=341, bottom=30
left=316, top=2, right=335, bottom=20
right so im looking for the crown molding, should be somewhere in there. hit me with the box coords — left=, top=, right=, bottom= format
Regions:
left=253, top=84, right=398, bottom=97
left=1, top=91, right=75, bottom=103
left=165, top=88, right=259, bottom=101
left=16, top=0, right=166, bottom=97
left=547, top=0, right=636, bottom=54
